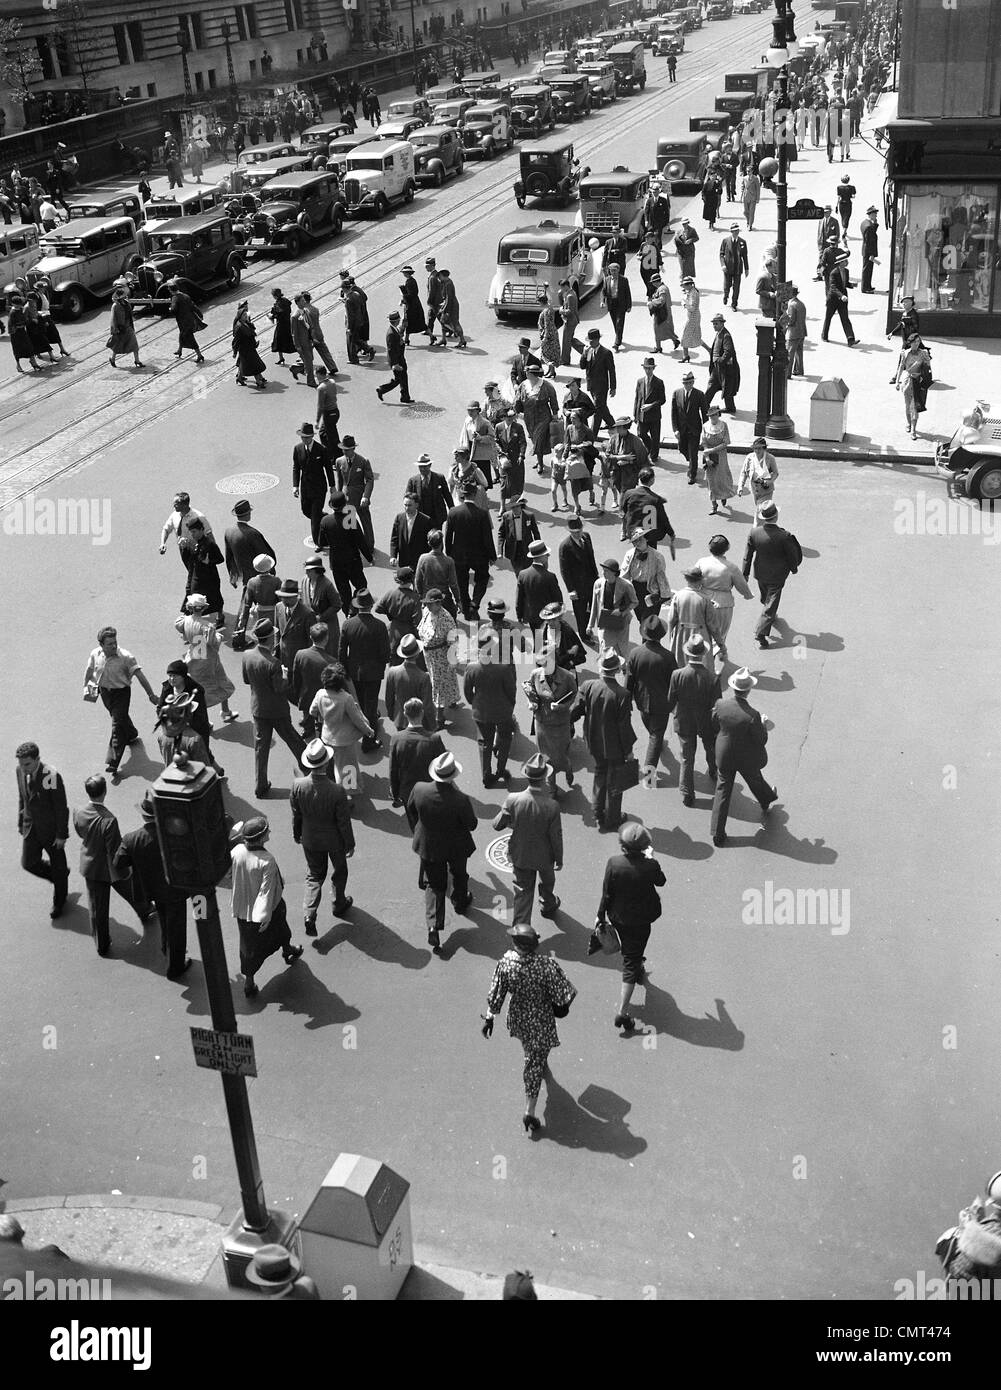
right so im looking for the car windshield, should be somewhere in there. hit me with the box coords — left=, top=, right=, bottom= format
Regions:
left=148, top=202, right=183, bottom=217
left=525, top=152, right=567, bottom=167
left=41, top=239, right=84, bottom=257
left=348, top=157, right=384, bottom=171
left=388, top=103, right=415, bottom=115
left=466, top=112, right=492, bottom=124
left=503, top=246, right=551, bottom=264
left=581, top=186, right=625, bottom=201
left=262, top=186, right=300, bottom=200
left=69, top=206, right=103, bottom=218
left=148, top=234, right=189, bottom=252
left=411, top=132, right=444, bottom=146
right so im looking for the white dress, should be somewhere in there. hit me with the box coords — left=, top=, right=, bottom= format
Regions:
left=174, top=615, right=235, bottom=706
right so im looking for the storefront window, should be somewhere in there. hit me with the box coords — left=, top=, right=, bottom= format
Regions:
left=892, top=183, right=1000, bottom=315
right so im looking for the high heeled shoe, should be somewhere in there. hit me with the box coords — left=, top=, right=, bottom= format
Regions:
left=522, top=1114, right=541, bottom=1134
left=614, top=1013, right=636, bottom=1032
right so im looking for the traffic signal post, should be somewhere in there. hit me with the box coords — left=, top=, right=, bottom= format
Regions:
left=151, top=755, right=295, bottom=1289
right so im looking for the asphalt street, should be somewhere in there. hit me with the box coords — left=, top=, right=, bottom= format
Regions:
left=2, top=15, right=999, bottom=1299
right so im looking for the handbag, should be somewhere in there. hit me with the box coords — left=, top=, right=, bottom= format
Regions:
left=588, top=919, right=622, bottom=956
left=610, top=757, right=641, bottom=794
left=83, top=681, right=100, bottom=703
left=549, top=977, right=578, bottom=1019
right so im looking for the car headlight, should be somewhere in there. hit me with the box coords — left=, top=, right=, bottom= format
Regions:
left=152, top=271, right=163, bottom=282
left=361, top=184, right=371, bottom=196
left=266, top=214, right=277, bottom=228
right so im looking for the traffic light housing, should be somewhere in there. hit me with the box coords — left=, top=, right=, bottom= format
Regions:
left=152, top=756, right=231, bottom=891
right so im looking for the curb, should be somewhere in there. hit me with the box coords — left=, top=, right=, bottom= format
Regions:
left=6, top=1194, right=225, bottom=1221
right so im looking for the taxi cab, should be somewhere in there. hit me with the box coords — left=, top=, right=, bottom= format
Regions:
left=386, top=96, right=433, bottom=124
left=143, top=186, right=221, bottom=242
left=576, top=167, right=650, bottom=243
left=239, top=153, right=313, bottom=191
left=242, top=141, right=298, bottom=165
left=462, top=102, right=514, bottom=159
left=7, top=215, right=142, bottom=318
left=68, top=190, right=143, bottom=224
left=0, top=224, right=42, bottom=296
left=487, top=220, right=601, bottom=319
left=432, top=97, right=477, bottom=129
left=298, top=121, right=353, bottom=156
left=424, top=83, right=465, bottom=107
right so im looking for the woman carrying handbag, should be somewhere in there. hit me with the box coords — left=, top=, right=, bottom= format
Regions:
left=594, top=822, right=665, bottom=1033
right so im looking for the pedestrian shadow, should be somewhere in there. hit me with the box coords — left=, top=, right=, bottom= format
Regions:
left=438, top=882, right=512, bottom=960
left=722, top=505, right=755, bottom=524
left=771, top=620, right=844, bottom=652
left=351, top=799, right=413, bottom=837
left=312, top=907, right=430, bottom=970
left=539, top=1074, right=647, bottom=1159
left=116, top=743, right=161, bottom=783
left=748, top=668, right=795, bottom=693
left=221, top=789, right=264, bottom=823
left=48, top=893, right=92, bottom=940
left=752, top=808, right=838, bottom=864
left=644, top=820, right=714, bottom=860
left=239, top=962, right=361, bottom=1030
left=210, top=722, right=253, bottom=747
left=799, top=546, right=821, bottom=558
left=635, top=989, right=745, bottom=1050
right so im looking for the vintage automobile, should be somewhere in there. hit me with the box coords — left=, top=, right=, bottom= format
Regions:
left=653, top=23, right=685, bottom=55
left=242, top=140, right=298, bottom=165
left=6, top=215, right=142, bottom=318
left=342, top=140, right=417, bottom=218
left=142, top=186, right=222, bottom=247
left=461, top=70, right=502, bottom=95
left=576, top=167, right=650, bottom=243
left=325, top=132, right=380, bottom=177
left=386, top=96, right=433, bottom=124
left=936, top=400, right=1001, bottom=503
left=575, top=42, right=605, bottom=64
left=431, top=97, right=477, bottom=129
left=579, top=59, right=618, bottom=105
left=514, top=138, right=587, bottom=209
left=715, top=92, right=755, bottom=124
left=424, top=83, right=465, bottom=107
left=371, top=116, right=425, bottom=143
left=474, top=79, right=515, bottom=106
left=707, top=1, right=734, bottom=18
left=461, top=102, right=514, bottom=160
left=410, top=126, right=465, bottom=186
left=548, top=73, right=593, bottom=121
left=298, top=121, right=352, bottom=157
left=0, top=224, right=42, bottom=301
left=511, top=85, right=556, bottom=138
left=68, top=190, right=144, bottom=224
left=535, top=64, right=573, bottom=87
left=237, top=170, right=344, bottom=256
left=487, top=220, right=601, bottom=318
left=734, top=1, right=764, bottom=12
left=130, top=211, right=245, bottom=310
left=239, top=153, right=313, bottom=191
left=543, top=49, right=576, bottom=71
left=688, top=113, right=733, bottom=152
left=656, top=133, right=710, bottom=187
left=608, top=41, right=647, bottom=93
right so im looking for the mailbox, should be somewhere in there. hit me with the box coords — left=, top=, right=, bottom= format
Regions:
left=809, top=378, right=850, bottom=442
left=297, top=1154, right=412, bottom=1300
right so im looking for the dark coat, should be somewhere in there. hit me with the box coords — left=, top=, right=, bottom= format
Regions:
left=290, top=771, right=355, bottom=854
left=579, top=678, right=636, bottom=763
left=708, top=329, right=740, bottom=399
left=390, top=509, right=432, bottom=568
left=712, top=692, right=768, bottom=773
left=444, top=501, right=496, bottom=565
left=408, top=781, right=477, bottom=862
left=671, top=386, right=708, bottom=437
left=338, top=611, right=391, bottom=682
left=114, top=821, right=172, bottom=904
left=293, top=440, right=335, bottom=502
left=598, top=853, right=666, bottom=926
left=666, top=662, right=719, bottom=737
left=17, top=762, right=68, bottom=845
left=497, top=508, right=541, bottom=567
left=625, top=641, right=678, bottom=717
left=741, top=522, right=802, bottom=586
left=390, top=727, right=445, bottom=803
left=386, top=324, right=406, bottom=367
left=73, top=803, right=127, bottom=883
left=619, top=485, right=674, bottom=546
left=242, top=646, right=291, bottom=719
left=544, top=619, right=586, bottom=671
left=558, top=532, right=598, bottom=600
left=318, top=510, right=373, bottom=571
left=384, top=663, right=434, bottom=729
left=515, top=563, right=563, bottom=629
left=157, top=674, right=211, bottom=746
left=633, top=373, right=666, bottom=423
left=718, top=235, right=749, bottom=277
left=580, top=342, right=616, bottom=395
left=276, top=599, right=316, bottom=672
left=290, top=645, right=329, bottom=714
left=462, top=660, right=517, bottom=724
left=224, top=521, right=276, bottom=586
left=405, top=469, right=454, bottom=529
left=401, top=277, right=426, bottom=333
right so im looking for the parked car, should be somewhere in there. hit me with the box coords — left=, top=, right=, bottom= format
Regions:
left=67, top=190, right=144, bottom=224
left=513, top=137, right=587, bottom=210
left=548, top=73, right=593, bottom=121
left=579, top=60, right=618, bottom=106
left=715, top=92, right=755, bottom=124
left=237, top=170, right=344, bottom=257
left=342, top=140, right=417, bottom=218
left=432, top=97, right=477, bottom=129
left=371, top=117, right=425, bottom=143
left=936, top=400, right=1001, bottom=503
left=242, top=141, right=298, bottom=165
left=386, top=96, right=433, bottom=124
left=0, top=223, right=42, bottom=301
left=239, top=154, right=313, bottom=191
left=707, top=1, right=735, bottom=18
left=6, top=215, right=142, bottom=318
left=461, top=102, right=514, bottom=160
left=298, top=121, right=353, bottom=157
left=511, top=85, right=556, bottom=138
left=688, top=113, right=733, bottom=152
left=461, top=70, right=503, bottom=95
left=131, top=211, right=245, bottom=310
left=325, top=132, right=380, bottom=178
left=576, top=167, right=651, bottom=244
left=608, top=40, right=647, bottom=93
left=672, top=6, right=704, bottom=31
left=424, top=83, right=465, bottom=107
left=734, top=1, right=764, bottom=12
left=410, top=126, right=465, bottom=186
left=656, top=133, right=710, bottom=188
left=487, top=220, right=601, bottom=319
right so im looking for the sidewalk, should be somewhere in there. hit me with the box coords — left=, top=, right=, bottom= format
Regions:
left=5, top=1194, right=597, bottom=1300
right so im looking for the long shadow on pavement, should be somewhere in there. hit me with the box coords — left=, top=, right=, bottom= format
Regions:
left=751, top=808, right=838, bottom=865
left=633, top=989, right=745, bottom=1051
left=539, top=1074, right=647, bottom=1159
left=237, top=961, right=361, bottom=1030
left=311, top=907, right=430, bottom=971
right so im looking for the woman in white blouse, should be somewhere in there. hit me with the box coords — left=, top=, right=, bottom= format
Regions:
left=697, top=534, right=752, bottom=669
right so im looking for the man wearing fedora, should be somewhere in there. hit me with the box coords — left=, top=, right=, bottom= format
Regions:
left=293, top=422, right=335, bottom=549
left=666, top=634, right=719, bottom=806
left=509, top=335, right=542, bottom=389
left=705, top=314, right=740, bottom=415
left=587, top=557, right=636, bottom=661
left=275, top=579, right=315, bottom=674
left=558, top=517, right=599, bottom=641
left=318, top=491, right=373, bottom=616
left=289, top=293, right=316, bottom=387
left=741, top=500, right=802, bottom=647
left=73, top=774, right=150, bottom=958
left=497, top=494, right=540, bottom=572
left=425, top=255, right=444, bottom=343
left=390, top=697, right=445, bottom=824
left=408, top=751, right=477, bottom=951
left=389, top=493, right=432, bottom=572
left=859, top=204, right=879, bottom=294
left=385, top=637, right=433, bottom=730
left=334, top=437, right=376, bottom=552
left=493, top=753, right=563, bottom=924
left=671, top=369, right=709, bottom=485
left=463, top=628, right=517, bottom=787
left=821, top=249, right=857, bottom=345
left=719, top=223, right=749, bottom=310
left=625, top=614, right=676, bottom=778
left=291, top=739, right=355, bottom=932
left=633, top=356, right=666, bottom=461
left=114, top=791, right=191, bottom=979
left=405, top=454, right=453, bottom=531
left=710, top=668, right=777, bottom=846
left=515, top=539, right=563, bottom=632
left=299, top=290, right=337, bottom=374
left=224, top=500, right=276, bottom=646
left=579, top=650, right=636, bottom=833
left=16, top=740, right=69, bottom=920
left=291, top=622, right=333, bottom=737
left=230, top=815, right=303, bottom=996
left=242, top=618, right=307, bottom=798
left=377, top=309, right=414, bottom=404
left=246, top=1244, right=319, bottom=1300
left=580, top=328, right=617, bottom=434
left=338, top=590, right=391, bottom=751
left=674, top=218, right=699, bottom=281
left=445, top=481, right=496, bottom=622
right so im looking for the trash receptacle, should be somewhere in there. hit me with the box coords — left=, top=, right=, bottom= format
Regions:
left=297, top=1153, right=412, bottom=1300
left=229, top=167, right=245, bottom=195
left=809, top=377, right=849, bottom=441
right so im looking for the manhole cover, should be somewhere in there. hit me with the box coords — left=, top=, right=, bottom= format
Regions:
left=485, top=834, right=512, bottom=874
left=216, top=472, right=281, bottom=495
left=401, top=401, right=444, bottom=418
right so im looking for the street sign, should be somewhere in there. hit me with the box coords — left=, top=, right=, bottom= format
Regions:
left=191, top=1027, right=258, bottom=1077
left=787, top=199, right=825, bottom=220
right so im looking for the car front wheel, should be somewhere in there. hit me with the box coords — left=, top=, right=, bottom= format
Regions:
left=284, top=230, right=303, bottom=257
left=226, top=259, right=241, bottom=287
left=374, top=195, right=389, bottom=218
left=62, top=286, right=86, bottom=319
left=968, top=460, right=1001, bottom=502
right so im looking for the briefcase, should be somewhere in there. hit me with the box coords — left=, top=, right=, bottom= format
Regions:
left=610, top=757, right=640, bottom=794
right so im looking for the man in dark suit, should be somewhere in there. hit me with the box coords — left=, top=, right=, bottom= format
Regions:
left=444, top=482, right=496, bottom=621
left=671, top=369, right=709, bottom=485
left=619, top=467, right=675, bottom=552
left=815, top=206, right=841, bottom=271
left=377, top=308, right=413, bottom=402
left=579, top=327, right=617, bottom=433
left=385, top=635, right=434, bottom=730
left=741, top=500, right=802, bottom=647
left=290, top=623, right=331, bottom=737
left=705, top=313, right=740, bottom=414
left=224, top=499, right=277, bottom=642
left=625, top=615, right=677, bottom=777
left=859, top=204, right=879, bottom=293
left=337, top=589, right=391, bottom=751
left=492, top=753, right=563, bottom=924
left=515, top=540, right=563, bottom=632
left=390, top=493, right=431, bottom=571
left=633, top=356, right=666, bottom=460
left=558, top=518, right=598, bottom=639
left=242, top=618, right=307, bottom=797
left=275, top=581, right=316, bottom=674
left=496, top=496, right=540, bottom=571
left=73, top=774, right=148, bottom=955
left=710, top=668, right=777, bottom=846
left=405, top=454, right=453, bottom=530
left=16, top=741, right=69, bottom=918
left=665, top=634, right=719, bottom=806
left=290, top=740, right=355, bottom=933
left=292, top=423, right=335, bottom=548
left=407, top=751, right=477, bottom=950
left=114, top=792, right=191, bottom=978
left=390, top=697, right=445, bottom=826
left=719, top=223, right=750, bottom=309
left=579, top=650, right=636, bottom=831
left=318, top=491, right=373, bottom=615
left=462, top=628, right=517, bottom=786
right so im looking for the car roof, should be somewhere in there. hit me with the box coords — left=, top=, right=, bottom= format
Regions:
left=69, top=189, right=138, bottom=207
left=146, top=210, right=232, bottom=235
left=501, top=220, right=582, bottom=248
left=549, top=73, right=586, bottom=83
left=582, top=168, right=647, bottom=185
left=608, top=40, right=643, bottom=52
left=42, top=216, right=135, bottom=237
left=148, top=187, right=214, bottom=205
left=465, top=70, right=500, bottom=81
left=347, top=140, right=413, bottom=157
left=468, top=101, right=509, bottom=113
left=411, top=124, right=451, bottom=137
left=259, top=170, right=334, bottom=187
left=303, top=122, right=347, bottom=135
left=521, top=136, right=573, bottom=154
left=513, top=85, right=551, bottom=97
left=245, top=155, right=310, bottom=173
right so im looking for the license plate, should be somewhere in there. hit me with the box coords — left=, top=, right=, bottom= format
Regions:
left=518, top=267, right=538, bottom=277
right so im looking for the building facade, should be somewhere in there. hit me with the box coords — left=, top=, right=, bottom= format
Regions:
left=887, top=0, right=1001, bottom=337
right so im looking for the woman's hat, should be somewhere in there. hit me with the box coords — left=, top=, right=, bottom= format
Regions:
left=239, top=815, right=270, bottom=846
left=599, top=651, right=622, bottom=675
left=430, top=752, right=461, bottom=782
left=303, top=555, right=324, bottom=571
left=487, top=598, right=508, bottom=616
left=600, top=557, right=620, bottom=575
left=683, top=565, right=702, bottom=582
left=166, top=659, right=187, bottom=676
left=539, top=601, right=563, bottom=622
left=708, top=404, right=722, bottom=414
left=527, top=539, right=550, bottom=560
left=252, top=554, right=275, bottom=573
left=507, top=924, right=540, bottom=941
left=301, top=739, right=334, bottom=771
left=396, top=565, right=415, bottom=585
left=186, top=593, right=209, bottom=609
left=619, top=822, right=651, bottom=853
left=245, top=1244, right=302, bottom=1288
left=728, top=667, right=758, bottom=692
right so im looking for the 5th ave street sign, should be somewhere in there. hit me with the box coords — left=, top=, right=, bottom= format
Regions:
left=786, top=198, right=826, bottom=220
left=190, top=1027, right=258, bottom=1077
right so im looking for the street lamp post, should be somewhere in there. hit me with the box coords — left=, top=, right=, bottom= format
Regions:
left=176, top=27, right=192, bottom=101
left=758, top=0, right=796, bottom=440
left=220, top=20, right=238, bottom=123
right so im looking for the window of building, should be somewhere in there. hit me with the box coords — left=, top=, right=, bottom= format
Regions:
left=194, top=70, right=204, bottom=91
left=235, top=5, right=259, bottom=42
left=36, top=37, right=57, bottom=81
left=147, top=82, right=157, bottom=97
left=249, top=58, right=258, bottom=76
left=284, top=0, right=304, bottom=29
left=179, top=14, right=204, bottom=50
left=297, top=49, right=305, bottom=64
left=113, top=21, right=146, bottom=65
left=207, top=70, right=217, bottom=88
left=893, top=183, right=1001, bottom=315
